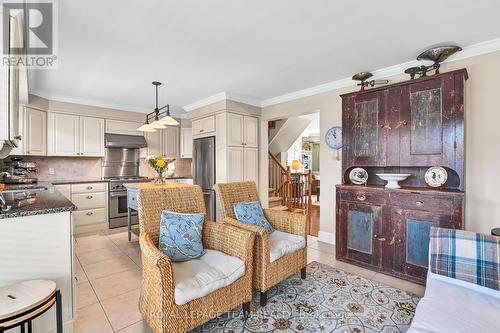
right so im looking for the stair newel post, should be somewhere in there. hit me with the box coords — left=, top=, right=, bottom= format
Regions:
left=286, top=166, right=292, bottom=211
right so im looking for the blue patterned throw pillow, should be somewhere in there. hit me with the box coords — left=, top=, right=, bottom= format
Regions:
left=233, top=201, right=274, bottom=233
left=159, top=210, right=206, bottom=262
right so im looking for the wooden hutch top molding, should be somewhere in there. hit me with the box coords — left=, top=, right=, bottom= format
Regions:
left=340, top=68, right=468, bottom=98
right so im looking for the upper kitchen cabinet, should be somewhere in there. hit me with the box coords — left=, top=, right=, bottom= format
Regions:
left=192, top=115, right=215, bottom=137
left=105, top=119, right=143, bottom=136
left=79, top=116, right=105, bottom=156
left=343, top=90, right=387, bottom=168
left=144, top=130, right=162, bottom=156
left=397, top=70, right=466, bottom=173
left=24, top=107, right=47, bottom=156
left=48, top=113, right=105, bottom=157
left=48, top=113, right=80, bottom=156
left=227, top=113, right=244, bottom=146
left=227, top=113, right=259, bottom=148
left=163, top=126, right=180, bottom=157
left=180, top=128, right=193, bottom=158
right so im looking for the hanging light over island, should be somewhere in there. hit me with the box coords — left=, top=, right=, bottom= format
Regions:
left=137, top=81, right=179, bottom=132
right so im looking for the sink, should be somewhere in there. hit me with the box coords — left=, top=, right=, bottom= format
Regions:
left=376, top=173, right=411, bottom=189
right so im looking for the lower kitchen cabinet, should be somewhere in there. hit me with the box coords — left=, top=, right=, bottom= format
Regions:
left=336, top=185, right=463, bottom=285
left=54, top=182, right=108, bottom=235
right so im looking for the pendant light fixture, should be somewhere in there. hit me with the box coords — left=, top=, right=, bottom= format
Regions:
left=137, top=81, right=179, bottom=132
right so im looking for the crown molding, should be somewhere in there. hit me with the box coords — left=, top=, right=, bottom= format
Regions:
left=29, top=89, right=187, bottom=117
left=183, top=91, right=261, bottom=112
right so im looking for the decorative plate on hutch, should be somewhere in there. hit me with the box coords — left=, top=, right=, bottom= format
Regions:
left=424, top=166, right=448, bottom=187
left=349, top=168, right=368, bottom=185
left=325, top=126, right=342, bottom=150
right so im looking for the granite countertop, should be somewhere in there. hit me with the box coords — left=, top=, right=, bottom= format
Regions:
left=124, top=181, right=193, bottom=190
left=49, top=179, right=109, bottom=185
left=0, top=184, right=76, bottom=219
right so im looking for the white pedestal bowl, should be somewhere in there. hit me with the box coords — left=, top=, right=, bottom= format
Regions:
left=376, top=173, right=411, bottom=189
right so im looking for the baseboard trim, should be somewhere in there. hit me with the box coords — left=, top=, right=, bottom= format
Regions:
left=318, top=231, right=335, bottom=245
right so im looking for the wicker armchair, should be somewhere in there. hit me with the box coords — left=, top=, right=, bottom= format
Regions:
left=215, top=181, right=307, bottom=306
left=137, top=185, right=255, bottom=333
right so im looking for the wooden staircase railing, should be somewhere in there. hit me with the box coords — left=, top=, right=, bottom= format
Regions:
left=268, top=150, right=288, bottom=204
left=268, top=150, right=313, bottom=216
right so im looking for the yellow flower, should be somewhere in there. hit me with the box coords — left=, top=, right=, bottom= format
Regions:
left=155, top=159, right=166, bottom=168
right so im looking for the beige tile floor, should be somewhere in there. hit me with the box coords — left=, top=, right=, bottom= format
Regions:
left=74, top=230, right=425, bottom=333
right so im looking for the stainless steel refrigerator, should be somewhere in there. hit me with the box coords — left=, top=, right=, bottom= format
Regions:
left=193, top=136, right=216, bottom=220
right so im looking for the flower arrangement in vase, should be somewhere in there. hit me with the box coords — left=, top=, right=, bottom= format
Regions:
left=145, top=155, right=176, bottom=184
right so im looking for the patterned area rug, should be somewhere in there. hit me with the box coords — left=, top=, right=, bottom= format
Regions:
left=191, top=261, right=420, bottom=333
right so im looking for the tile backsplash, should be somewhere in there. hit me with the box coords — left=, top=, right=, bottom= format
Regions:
left=1, top=156, right=192, bottom=181
left=139, top=157, right=192, bottom=178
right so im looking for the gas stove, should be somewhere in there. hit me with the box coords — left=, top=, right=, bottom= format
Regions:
left=106, top=177, right=150, bottom=192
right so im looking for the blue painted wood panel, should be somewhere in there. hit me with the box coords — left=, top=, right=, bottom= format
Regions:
left=347, top=210, right=373, bottom=254
left=406, top=219, right=437, bottom=267
left=127, top=188, right=138, bottom=210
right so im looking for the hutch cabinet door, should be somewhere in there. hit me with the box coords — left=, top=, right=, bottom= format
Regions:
left=344, top=90, right=387, bottom=167
left=338, top=201, right=383, bottom=268
left=398, top=74, right=458, bottom=167
left=390, top=207, right=454, bottom=282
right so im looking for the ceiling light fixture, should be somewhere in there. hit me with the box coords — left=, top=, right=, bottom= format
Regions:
left=137, top=81, right=179, bottom=132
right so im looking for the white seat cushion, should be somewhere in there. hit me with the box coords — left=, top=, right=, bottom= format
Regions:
left=172, top=249, right=245, bottom=305
left=408, top=276, right=500, bottom=333
left=269, top=230, right=306, bottom=262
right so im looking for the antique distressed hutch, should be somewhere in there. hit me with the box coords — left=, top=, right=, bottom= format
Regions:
left=336, top=69, right=467, bottom=284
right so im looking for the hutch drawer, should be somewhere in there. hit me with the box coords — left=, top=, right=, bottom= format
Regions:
left=340, top=188, right=386, bottom=205
left=388, top=191, right=454, bottom=214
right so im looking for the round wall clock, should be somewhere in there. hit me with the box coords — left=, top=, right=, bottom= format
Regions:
left=325, top=126, right=342, bottom=150
left=425, top=166, right=448, bottom=188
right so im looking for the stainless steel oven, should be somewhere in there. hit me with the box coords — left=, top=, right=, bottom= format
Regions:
left=109, top=187, right=138, bottom=228
left=102, top=134, right=149, bottom=229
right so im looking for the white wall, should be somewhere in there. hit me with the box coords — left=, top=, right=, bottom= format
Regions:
left=262, top=50, right=500, bottom=237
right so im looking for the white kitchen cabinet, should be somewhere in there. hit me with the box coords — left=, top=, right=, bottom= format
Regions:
left=70, top=182, right=108, bottom=234
left=80, top=116, right=105, bottom=157
left=54, top=184, right=71, bottom=200
left=244, top=147, right=259, bottom=183
left=144, top=130, right=162, bottom=156
left=227, top=113, right=244, bottom=146
left=24, top=107, right=47, bottom=156
left=192, top=115, right=215, bottom=136
left=227, top=146, right=244, bottom=182
left=227, top=113, right=258, bottom=148
left=244, top=116, right=259, bottom=148
left=47, top=113, right=80, bottom=156
left=163, top=126, right=179, bottom=157
left=180, top=128, right=192, bottom=158
left=105, top=119, right=143, bottom=136
left=48, top=113, right=105, bottom=157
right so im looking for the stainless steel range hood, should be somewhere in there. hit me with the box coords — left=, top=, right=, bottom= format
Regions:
left=105, top=134, right=148, bottom=148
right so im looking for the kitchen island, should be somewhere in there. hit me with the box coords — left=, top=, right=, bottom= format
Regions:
left=0, top=184, right=76, bottom=333
left=124, top=181, right=194, bottom=241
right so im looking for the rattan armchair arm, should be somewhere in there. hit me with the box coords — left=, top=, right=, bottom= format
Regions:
left=264, top=209, right=307, bottom=237
left=224, top=216, right=270, bottom=264
left=139, top=232, right=175, bottom=319
left=202, top=220, right=255, bottom=274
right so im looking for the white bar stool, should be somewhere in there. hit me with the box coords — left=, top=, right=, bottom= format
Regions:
left=0, top=280, right=62, bottom=333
